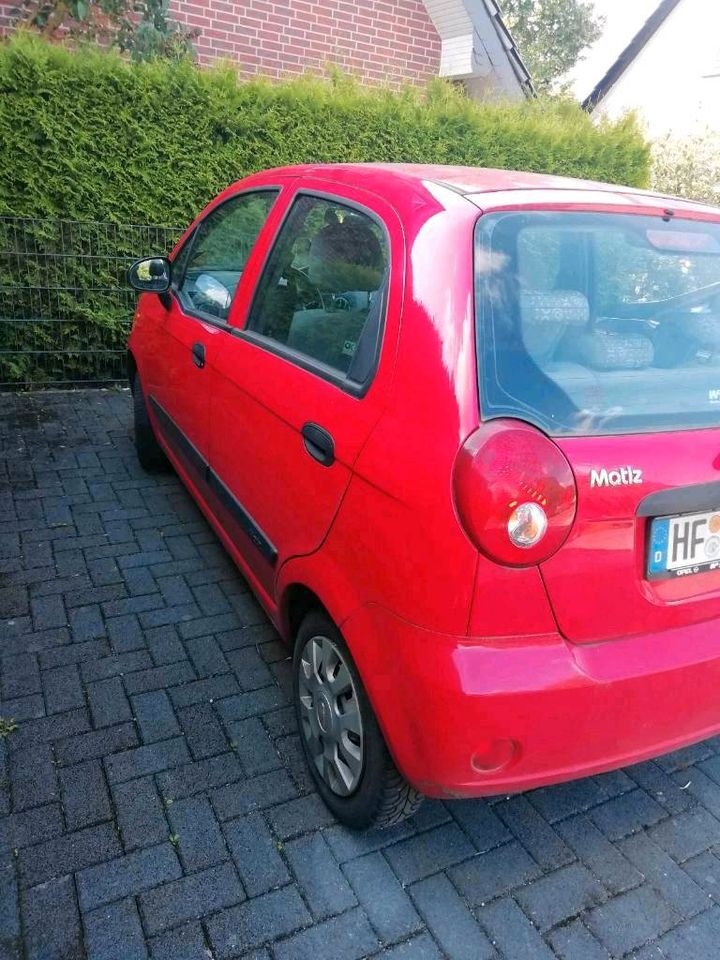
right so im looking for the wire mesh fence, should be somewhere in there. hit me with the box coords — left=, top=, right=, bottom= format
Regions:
left=0, top=217, right=183, bottom=388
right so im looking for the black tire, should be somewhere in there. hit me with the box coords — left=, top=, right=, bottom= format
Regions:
left=132, top=373, right=169, bottom=473
left=293, top=609, right=423, bottom=829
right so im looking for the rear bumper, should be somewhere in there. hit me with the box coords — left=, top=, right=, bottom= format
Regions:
left=342, top=605, right=720, bottom=798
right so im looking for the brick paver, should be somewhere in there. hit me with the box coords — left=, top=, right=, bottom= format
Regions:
left=2, top=389, right=720, bottom=959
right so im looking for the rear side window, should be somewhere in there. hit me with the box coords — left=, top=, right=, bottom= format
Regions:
left=175, top=191, right=278, bottom=321
left=246, top=194, right=388, bottom=384
left=476, top=211, right=720, bottom=436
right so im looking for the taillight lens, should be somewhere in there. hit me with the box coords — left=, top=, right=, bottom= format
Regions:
left=453, top=419, right=577, bottom=566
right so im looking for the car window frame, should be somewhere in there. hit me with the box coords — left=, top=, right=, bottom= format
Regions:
left=236, top=189, right=392, bottom=399
left=169, top=186, right=282, bottom=328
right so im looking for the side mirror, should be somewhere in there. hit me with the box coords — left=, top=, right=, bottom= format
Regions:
left=127, top=256, right=171, bottom=293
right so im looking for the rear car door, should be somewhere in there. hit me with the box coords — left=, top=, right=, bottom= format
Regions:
left=208, top=184, right=403, bottom=597
left=146, top=190, right=279, bottom=482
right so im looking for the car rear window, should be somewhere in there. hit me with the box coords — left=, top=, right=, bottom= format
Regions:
left=475, top=211, right=720, bottom=436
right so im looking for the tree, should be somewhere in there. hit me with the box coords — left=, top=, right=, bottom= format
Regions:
left=651, top=131, right=720, bottom=204
left=14, top=0, right=195, bottom=61
left=500, top=0, right=604, bottom=91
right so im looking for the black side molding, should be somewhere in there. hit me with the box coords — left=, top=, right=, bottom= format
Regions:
left=149, top=395, right=206, bottom=481
left=148, top=395, right=277, bottom=566
left=637, top=480, right=720, bottom=518
left=207, top=468, right=277, bottom=566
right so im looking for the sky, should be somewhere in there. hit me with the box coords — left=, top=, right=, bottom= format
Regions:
left=565, top=0, right=659, bottom=102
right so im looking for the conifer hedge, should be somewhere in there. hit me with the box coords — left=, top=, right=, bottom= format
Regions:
left=0, top=34, right=649, bottom=224
left=0, top=34, right=650, bottom=384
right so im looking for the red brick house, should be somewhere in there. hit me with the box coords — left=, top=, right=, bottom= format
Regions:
left=0, top=0, right=532, bottom=98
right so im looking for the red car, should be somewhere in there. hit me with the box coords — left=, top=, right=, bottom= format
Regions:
left=128, top=163, right=720, bottom=828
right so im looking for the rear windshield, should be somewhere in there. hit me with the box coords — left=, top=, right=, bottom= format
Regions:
left=475, top=211, right=720, bottom=436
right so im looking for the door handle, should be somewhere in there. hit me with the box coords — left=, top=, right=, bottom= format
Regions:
left=191, top=342, right=205, bottom=369
left=302, top=423, right=335, bottom=466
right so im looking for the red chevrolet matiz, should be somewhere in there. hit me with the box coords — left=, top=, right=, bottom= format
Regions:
left=128, top=164, right=720, bottom=828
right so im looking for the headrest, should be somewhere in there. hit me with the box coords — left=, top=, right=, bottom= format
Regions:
left=520, top=290, right=590, bottom=328
left=519, top=290, right=589, bottom=363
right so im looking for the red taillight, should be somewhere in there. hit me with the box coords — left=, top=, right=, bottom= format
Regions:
left=453, top=419, right=577, bottom=566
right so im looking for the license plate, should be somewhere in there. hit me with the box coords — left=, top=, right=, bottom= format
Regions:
left=648, top=509, right=720, bottom=579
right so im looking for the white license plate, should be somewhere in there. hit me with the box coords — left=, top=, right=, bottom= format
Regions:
left=648, top=509, right=720, bottom=579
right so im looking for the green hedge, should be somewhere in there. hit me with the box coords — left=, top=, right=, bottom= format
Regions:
left=0, top=34, right=649, bottom=224
left=0, top=34, right=650, bottom=385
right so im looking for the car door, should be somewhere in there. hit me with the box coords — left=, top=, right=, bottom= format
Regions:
left=146, top=189, right=280, bottom=486
left=208, top=183, right=404, bottom=599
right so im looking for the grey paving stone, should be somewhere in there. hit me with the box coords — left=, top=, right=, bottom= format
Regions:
left=105, top=736, right=191, bottom=783
left=380, top=934, right=444, bottom=960
left=620, top=831, right=708, bottom=917
left=657, top=906, right=720, bottom=959
left=112, top=776, right=169, bottom=851
left=478, top=898, right=554, bottom=960
left=211, top=769, right=297, bottom=821
left=176, top=702, right=228, bottom=759
left=9, top=742, right=57, bottom=810
left=448, top=841, right=540, bottom=906
left=384, top=823, right=476, bottom=886
left=410, top=872, right=495, bottom=960
left=18, top=822, right=121, bottom=888
left=496, top=795, right=574, bottom=870
left=139, top=862, right=244, bottom=935
left=547, top=920, right=611, bottom=960
left=585, top=884, right=681, bottom=956
left=285, top=832, right=356, bottom=919
left=589, top=788, right=667, bottom=841
left=84, top=898, right=148, bottom=960
left=59, top=759, right=112, bottom=830
left=323, top=819, right=413, bottom=863
left=132, top=690, right=180, bottom=743
left=225, top=716, right=280, bottom=775
left=0, top=804, right=64, bottom=850
left=207, top=885, right=310, bottom=958
left=167, top=794, right=227, bottom=871
left=344, top=851, right=422, bottom=944
left=23, top=874, right=83, bottom=960
left=149, top=923, right=208, bottom=960
left=683, top=850, right=720, bottom=901
left=515, top=862, right=607, bottom=932
left=266, top=794, right=337, bottom=841
left=224, top=812, right=290, bottom=897
left=554, top=814, right=644, bottom=894
left=55, top=722, right=138, bottom=766
left=446, top=800, right=511, bottom=853
left=156, top=752, right=244, bottom=801
left=270, top=905, right=377, bottom=960
left=122, top=662, right=196, bottom=696
left=42, top=664, right=85, bottom=714
left=77, top=843, right=182, bottom=912
left=649, top=807, right=720, bottom=863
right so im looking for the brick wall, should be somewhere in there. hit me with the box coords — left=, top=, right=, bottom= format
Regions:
left=0, top=1, right=442, bottom=89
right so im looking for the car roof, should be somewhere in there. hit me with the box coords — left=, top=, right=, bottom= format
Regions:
left=247, top=163, right=720, bottom=218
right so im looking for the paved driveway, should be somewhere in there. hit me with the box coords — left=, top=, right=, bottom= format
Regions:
left=2, top=390, right=720, bottom=960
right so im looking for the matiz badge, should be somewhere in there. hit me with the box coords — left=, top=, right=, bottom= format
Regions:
left=590, top=466, right=643, bottom=488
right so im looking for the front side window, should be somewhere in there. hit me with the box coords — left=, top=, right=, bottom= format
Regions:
left=476, top=211, right=720, bottom=436
left=175, top=190, right=278, bottom=321
left=246, top=194, right=388, bottom=383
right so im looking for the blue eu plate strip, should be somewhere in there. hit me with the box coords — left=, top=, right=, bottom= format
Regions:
left=648, top=517, right=670, bottom=575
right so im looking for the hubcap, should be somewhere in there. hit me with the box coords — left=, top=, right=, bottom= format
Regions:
left=297, top=635, right=364, bottom=796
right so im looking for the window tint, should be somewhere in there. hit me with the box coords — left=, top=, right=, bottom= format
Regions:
left=476, top=211, right=720, bottom=436
left=247, top=195, right=388, bottom=381
left=177, top=191, right=277, bottom=321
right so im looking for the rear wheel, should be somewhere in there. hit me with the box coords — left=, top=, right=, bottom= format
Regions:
left=293, top=609, right=423, bottom=829
left=132, top=373, right=169, bottom=473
